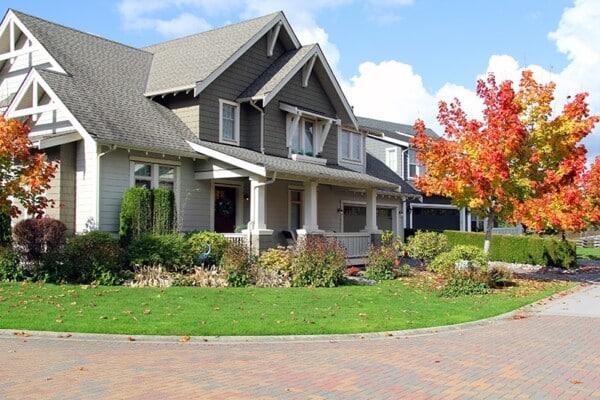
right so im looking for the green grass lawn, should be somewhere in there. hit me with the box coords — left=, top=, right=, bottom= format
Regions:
left=577, top=247, right=600, bottom=260
left=0, top=277, right=573, bottom=336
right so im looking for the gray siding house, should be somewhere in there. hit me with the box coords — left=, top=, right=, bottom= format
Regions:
left=0, top=9, right=417, bottom=257
left=360, top=117, right=474, bottom=234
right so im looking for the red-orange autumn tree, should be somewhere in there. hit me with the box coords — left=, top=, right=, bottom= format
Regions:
left=0, top=116, right=57, bottom=218
left=412, top=70, right=599, bottom=253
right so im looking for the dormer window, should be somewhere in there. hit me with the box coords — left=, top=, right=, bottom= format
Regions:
left=219, top=99, right=239, bottom=145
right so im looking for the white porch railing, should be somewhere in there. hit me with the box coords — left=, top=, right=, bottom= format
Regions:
left=492, top=226, right=523, bottom=235
left=223, top=233, right=246, bottom=246
left=323, top=232, right=371, bottom=259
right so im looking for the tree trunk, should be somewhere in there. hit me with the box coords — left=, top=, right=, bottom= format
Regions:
left=484, top=213, right=494, bottom=254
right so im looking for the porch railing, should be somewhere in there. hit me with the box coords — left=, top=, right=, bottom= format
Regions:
left=223, top=233, right=246, bottom=246
left=323, top=232, right=371, bottom=260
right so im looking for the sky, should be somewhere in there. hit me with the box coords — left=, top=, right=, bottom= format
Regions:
left=3, top=0, right=599, bottom=161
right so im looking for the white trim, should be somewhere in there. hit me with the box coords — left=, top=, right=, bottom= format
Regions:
left=385, top=147, right=397, bottom=172
left=302, top=53, right=317, bottom=87
left=219, top=99, right=240, bottom=145
left=339, top=129, right=363, bottom=165
left=0, top=11, right=66, bottom=74
left=280, top=102, right=341, bottom=125
left=186, top=140, right=267, bottom=177
left=267, top=22, right=282, bottom=57
left=291, top=153, right=327, bottom=165
left=5, top=69, right=95, bottom=143
left=410, top=203, right=459, bottom=210
left=33, top=131, right=81, bottom=149
left=194, top=13, right=301, bottom=96
left=129, top=155, right=181, bottom=166
left=367, top=133, right=410, bottom=148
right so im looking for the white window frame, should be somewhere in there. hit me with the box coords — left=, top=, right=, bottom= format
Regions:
left=385, top=147, right=397, bottom=172
left=340, top=130, right=363, bottom=164
left=219, top=99, right=240, bottom=145
left=405, top=147, right=420, bottom=180
left=289, top=116, right=316, bottom=156
left=130, top=157, right=180, bottom=190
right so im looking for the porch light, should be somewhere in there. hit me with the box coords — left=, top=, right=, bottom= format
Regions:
left=337, top=208, right=344, bottom=215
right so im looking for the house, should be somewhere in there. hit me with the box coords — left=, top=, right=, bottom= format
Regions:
left=0, top=9, right=415, bottom=257
left=360, top=116, right=477, bottom=234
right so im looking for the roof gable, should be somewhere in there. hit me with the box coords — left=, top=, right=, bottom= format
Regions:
left=0, top=9, right=65, bottom=75
left=359, top=116, right=439, bottom=142
left=143, top=12, right=301, bottom=97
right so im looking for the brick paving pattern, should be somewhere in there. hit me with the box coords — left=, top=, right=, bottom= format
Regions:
left=1, top=284, right=598, bottom=399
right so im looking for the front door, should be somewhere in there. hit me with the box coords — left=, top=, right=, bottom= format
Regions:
left=215, top=186, right=236, bottom=233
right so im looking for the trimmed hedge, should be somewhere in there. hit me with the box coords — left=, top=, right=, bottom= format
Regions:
left=443, top=231, right=577, bottom=269
left=152, top=188, right=176, bottom=235
left=119, top=187, right=153, bottom=245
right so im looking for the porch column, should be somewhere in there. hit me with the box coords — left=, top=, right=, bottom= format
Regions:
left=250, top=177, right=267, bottom=230
left=363, top=187, right=378, bottom=233
left=298, top=180, right=320, bottom=234
left=246, top=176, right=273, bottom=254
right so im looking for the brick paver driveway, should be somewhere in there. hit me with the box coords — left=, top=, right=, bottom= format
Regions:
left=1, top=283, right=599, bottom=399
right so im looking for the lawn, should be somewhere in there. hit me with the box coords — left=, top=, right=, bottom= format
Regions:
left=0, top=276, right=573, bottom=336
left=577, top=246, right=600, bottom=260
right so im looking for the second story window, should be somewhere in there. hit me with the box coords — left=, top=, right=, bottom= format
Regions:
left=291, top=118, right=315, bottom=156
left=219, top=99, right=240, bottom=145
left=340, top=130, right=362, bottom=163
left=405, top=148, right=421, bottom=180
left=385, top=147, right=397, bottom=172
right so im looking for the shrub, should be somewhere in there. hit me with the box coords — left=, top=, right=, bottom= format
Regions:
left=430, top=245, right=488, bottom=276
left=443, top=231, right=577, bottom=268
left=290, top=235, right=346, bottom=287
left=0, top=246, right=25, bottom=281
left=128, top=234, right=193, bottom=271
left=439, top=273, right=491, bottom=297
left=13, top=218, right=67, bottom=261
left=63, top=231, right=127, bottom=285
left=406, top=231, right=450, bottom=268
left=487, top=264, right=514, bottom=287
left=152, top=188, right=176, bottom=235
left=0, top=211, right=11, bottom=247
left=365, top=245, right=397, bottom=280
left=258, top=246, right=293, bottom=273
left=119, top=187, right=153, bottom=246
left=222, top=242, right=252, bottom=287
left=186, top=231, right=229, bottom=267
left=381, top=230, right=404, bottom=253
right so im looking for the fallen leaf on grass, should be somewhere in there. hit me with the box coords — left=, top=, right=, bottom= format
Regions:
left=179, top=336, right=191, bottom=343
left=143, top=309, right=151, bottom=315
left=55, top=319, right=63, bottom=324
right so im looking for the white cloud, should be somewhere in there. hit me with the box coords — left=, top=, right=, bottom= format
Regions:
left=342, top=0, right=600, bottom=162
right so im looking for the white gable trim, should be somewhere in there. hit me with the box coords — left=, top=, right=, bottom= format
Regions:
left=0, top=10, right=66, bottom=74
left=267, top=22, right=282, bottom=57
left=194, top=13, right=300, bottom=97
left=5, top=68, right=94, bottom=143
left=186, top=140, right=267, bottom=177
left=302, top=53, right=317, bottom=88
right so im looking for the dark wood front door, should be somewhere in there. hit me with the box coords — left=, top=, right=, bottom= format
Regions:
left=214, top=186, right=236, bottom=233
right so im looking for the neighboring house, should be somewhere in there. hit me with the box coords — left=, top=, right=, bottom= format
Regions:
left=360, top=116, right=475, bottom=234
left=0, top=9, right=416, bottom=257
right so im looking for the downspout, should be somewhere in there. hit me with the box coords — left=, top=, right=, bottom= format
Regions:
left=249, top=100, right=265, bottom=154
left=96, top=144, right=117, bottom=231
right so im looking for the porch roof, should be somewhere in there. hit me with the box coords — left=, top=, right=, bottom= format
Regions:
left=187, top=140, right=401, bottom=190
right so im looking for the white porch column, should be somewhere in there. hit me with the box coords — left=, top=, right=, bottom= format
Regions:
left=460, top=208, right=467, bottom=231
left=298, top=180, right=320, bottom=233
left=363, top=187, right=378, bottom=233
left=249, top=177, right=268, bottom=230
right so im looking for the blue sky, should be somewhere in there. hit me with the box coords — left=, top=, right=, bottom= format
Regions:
left=3, top=0, right=599, bottom=160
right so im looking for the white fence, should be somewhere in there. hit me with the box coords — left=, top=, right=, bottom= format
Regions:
left=492, top=226, right=524, bottom=235
left=222, top=233, right=245, bottom=246
left=576, top=235, right=600, bottom=248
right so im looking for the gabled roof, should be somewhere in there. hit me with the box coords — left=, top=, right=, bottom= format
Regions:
left=143, top=12, right=300, bottom=97
left=366, top=153, right=420, bottom=197
left=7, top=10, right=201, bottom=156
left=188, top=140, right=399, bottom=190
left=358, top=116, right=439, bottom=143
left=238, top=44, right=358, bottom=129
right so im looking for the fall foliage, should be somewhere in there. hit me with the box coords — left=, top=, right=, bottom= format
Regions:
left=0, top=116, right=57, bottom=218
left=412, top=70, right=599, bottom=252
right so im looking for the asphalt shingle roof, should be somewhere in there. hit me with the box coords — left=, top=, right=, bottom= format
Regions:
left=358, top=116, right=439, bottom=141
left=142, top=12, right=282, bottom=96
left=196, top=140, right=400, bottom=190
left=13, top=10, right=200, bottom=156
left=365, top=153, right=420, bottom=196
